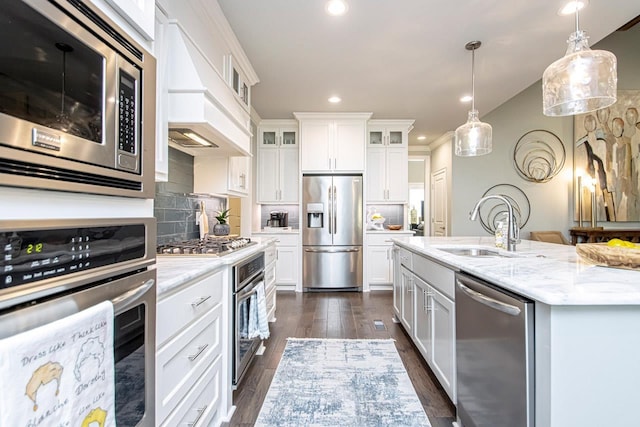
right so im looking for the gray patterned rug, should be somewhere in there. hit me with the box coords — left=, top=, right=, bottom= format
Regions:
left=255, top=338, right=432, bottom=427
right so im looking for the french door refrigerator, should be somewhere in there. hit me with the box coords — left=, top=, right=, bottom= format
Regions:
left=302, top=174, right=363, bottom=291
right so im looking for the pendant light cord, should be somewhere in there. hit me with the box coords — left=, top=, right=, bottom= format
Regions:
left=471, top=46, right=476, bottom=112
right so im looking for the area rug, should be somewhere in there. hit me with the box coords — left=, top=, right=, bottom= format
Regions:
left=255, top=338, right=431, bottom=427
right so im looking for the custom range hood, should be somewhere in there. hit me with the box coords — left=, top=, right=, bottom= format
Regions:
left=165, top=21, right=257, bottom=157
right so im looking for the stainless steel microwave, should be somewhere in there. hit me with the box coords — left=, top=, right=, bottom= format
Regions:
left=0, top=0, right=156, bottom=198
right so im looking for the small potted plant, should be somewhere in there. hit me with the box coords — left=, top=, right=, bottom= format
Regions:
left=213, top=208, right=231, bottom=236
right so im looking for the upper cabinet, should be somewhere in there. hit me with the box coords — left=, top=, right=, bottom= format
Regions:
left=295, top=113, right=372, bottom=173
left=366, top=120, right=414, bottom=203
left=257, top=120, right=299, bottom=203
left=194, top=156, right=250, bottom=197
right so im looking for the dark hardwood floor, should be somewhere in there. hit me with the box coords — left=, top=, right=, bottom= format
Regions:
left=225, top=290, right=456, bottom=427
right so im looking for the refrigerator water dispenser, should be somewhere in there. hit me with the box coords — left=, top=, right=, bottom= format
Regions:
left=307, top=203, right=324, bottom=228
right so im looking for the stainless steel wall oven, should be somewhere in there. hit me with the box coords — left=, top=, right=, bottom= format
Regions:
left=0, top=218, right=156, bottom=426
left=0, top=0, right=156, bottom=198
left=232, top=251, right=264, bottom=388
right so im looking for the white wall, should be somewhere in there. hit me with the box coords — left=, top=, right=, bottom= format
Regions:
left=450, top=25, right=640, bottom=237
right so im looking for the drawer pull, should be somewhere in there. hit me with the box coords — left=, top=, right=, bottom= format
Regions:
left=191, top=295, right=211, bottom=308
left=187, top=405, right=207, bottom=426
left=188, top=344, right=209, bottom=361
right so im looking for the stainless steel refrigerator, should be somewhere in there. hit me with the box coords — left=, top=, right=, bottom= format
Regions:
left=302, top=174, right=363, bottom=291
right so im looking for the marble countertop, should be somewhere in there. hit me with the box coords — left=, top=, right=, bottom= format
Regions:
left=154, top=237, right=276, bottom=298
left=392, top=236, right=640, bottom=306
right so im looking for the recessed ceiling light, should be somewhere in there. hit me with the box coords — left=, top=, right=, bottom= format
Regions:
left=558, top=0, right=588, bottom=16
left=328, top=96, right=342, bottom=103
left=326, top=0, right=348, bottom=16
left=417, top=136, right=426, bottom=140
left=460, top=95, right=473, bottom=103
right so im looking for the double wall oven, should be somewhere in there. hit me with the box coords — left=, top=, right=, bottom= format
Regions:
left=0, top=0, right=156, bottom=198
left=0, top=218, right=156, bottom=426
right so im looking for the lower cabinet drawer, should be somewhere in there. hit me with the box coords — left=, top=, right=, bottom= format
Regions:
left=265, top=244, right=277, bottom=266
left=160, top=354, right=222, bottom=427
left=156, top=303, right=222, bottom=422
left=157, top=269, right=224, bottom=346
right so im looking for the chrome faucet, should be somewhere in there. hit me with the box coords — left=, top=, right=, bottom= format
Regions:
left=470, top=195, right=520, bottom=251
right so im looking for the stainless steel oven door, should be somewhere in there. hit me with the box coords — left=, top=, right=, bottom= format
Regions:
left=0, top=268, right=156, bottom=426
left=233, top=272, right=264, bottom=388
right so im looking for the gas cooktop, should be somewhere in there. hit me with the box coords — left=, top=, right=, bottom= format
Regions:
left=157, top=236, right=255, bottom=256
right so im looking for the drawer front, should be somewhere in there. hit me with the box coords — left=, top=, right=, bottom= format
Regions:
left=396, top=246, right=413, bottom=270
left=160, top=355, right=222, bottom=427
left=265, top=244, right=277, bottom=266
left=271, top=234, right=298, bottom=246
left=265, top=267, right=276, bottom=289
left=367, top=234, right=395, bottom=246
left=412, top=255, right=455, bottom=299
left=156, top=303, right=223, bottom=421
left=157, top=269, right=224, bottom=346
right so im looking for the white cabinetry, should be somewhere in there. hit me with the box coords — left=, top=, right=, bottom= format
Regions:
left=264, top=242, right=277, bottom=322
left=156, top=267, right=229, bottom=427
left=154, top=6, right=169, bottom=181
left=404, top=251, right=456, bottom=402
left=295, top=113, right=371, bottom=172
left=257, top=120, right=299, bottom=203
left=194, top=156, right=250, bottom=197
left=393, top=245, right=412, bottom=318
left=257, top=233, right=299, bottom=291
left=366, top=232, right=414, bottom=290
left=400, top=265, right=414, bottom=335
left=366, top=120, right=413, bottom=203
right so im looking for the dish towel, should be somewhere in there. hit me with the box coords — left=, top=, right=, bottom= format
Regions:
left=239, top=297, right=249, bottom=339
left=247, top=281, right=270, bottom=340
left=0, top=301, right=116, bottom=427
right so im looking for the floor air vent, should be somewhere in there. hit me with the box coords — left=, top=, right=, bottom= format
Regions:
left=373, top=319, right=386, bottom=330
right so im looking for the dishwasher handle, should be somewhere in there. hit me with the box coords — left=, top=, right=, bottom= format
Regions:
left=456, top=279, right=521, bottom=316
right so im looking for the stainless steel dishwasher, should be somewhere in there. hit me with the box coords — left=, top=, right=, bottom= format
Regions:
left=455, top=272, right=534, bottom=427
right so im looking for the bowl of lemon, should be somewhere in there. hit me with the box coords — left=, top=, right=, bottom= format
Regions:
left=576, top=238, right=640, bottom=270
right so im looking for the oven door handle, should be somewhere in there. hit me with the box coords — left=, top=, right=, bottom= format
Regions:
left=111, top=278, right=155, bottom=312
left=237, top=284, right=260, bottom=300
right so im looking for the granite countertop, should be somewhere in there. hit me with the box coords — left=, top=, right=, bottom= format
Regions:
left=154, top=237, right=277, bottom=297
left=392, top=236, right=640, bottom=306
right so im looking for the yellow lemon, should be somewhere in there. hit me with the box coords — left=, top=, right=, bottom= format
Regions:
left=607, top=238, right=637, bottom=248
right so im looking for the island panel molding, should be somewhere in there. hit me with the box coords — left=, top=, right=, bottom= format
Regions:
left=574, top=90, right=640, bottom=222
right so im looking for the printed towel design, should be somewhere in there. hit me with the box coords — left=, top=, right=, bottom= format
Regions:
left=0, top=301, right=116, bottom=427
left=255, top=282, right=270, bottom=339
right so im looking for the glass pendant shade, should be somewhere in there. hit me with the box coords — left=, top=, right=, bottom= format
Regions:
left=455, top=110, right=492, bottom=156
left=454, top=40, right=492, bottom=157
left=542, top=30, right=617, bottom=116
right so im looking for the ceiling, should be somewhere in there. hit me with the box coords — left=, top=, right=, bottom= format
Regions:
left=217, top=0, right=640, bottom=147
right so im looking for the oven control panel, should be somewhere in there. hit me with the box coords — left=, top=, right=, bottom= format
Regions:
left=1, top=224, right=146, bottom=289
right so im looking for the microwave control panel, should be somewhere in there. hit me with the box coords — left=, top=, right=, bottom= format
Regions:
left=118, top=70, right=138, bottom=169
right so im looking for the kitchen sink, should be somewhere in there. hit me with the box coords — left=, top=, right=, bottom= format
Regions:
left=436, top=247, right=512, bottom=257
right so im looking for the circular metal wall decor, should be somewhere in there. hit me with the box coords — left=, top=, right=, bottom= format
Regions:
left=478, top=184, right=531, bottom=234
left=513, top=129, right=565, bottom=183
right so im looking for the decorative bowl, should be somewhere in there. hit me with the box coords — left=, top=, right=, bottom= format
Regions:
left=576, top=243, right=640, bottom=270
left=387, top=225, right=402, bottom=230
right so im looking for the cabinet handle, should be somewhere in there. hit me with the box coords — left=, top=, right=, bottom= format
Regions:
left=188, top=343, right=209, bottom=361
left=187, top=406, right=207, bottom=427
left=191, top=295, right=211, bottom=308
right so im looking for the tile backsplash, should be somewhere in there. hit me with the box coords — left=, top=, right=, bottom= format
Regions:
left=155, top=147, right=226, bottom=244
left=154, top=190, right=226, bottom=245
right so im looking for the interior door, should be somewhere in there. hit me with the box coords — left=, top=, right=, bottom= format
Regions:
left=432, top=168, right=448, bottom=236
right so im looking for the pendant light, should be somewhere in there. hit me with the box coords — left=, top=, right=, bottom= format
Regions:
left=542, top=3, right=617, bottom=116
left=454, top=41, right=492, bottom=157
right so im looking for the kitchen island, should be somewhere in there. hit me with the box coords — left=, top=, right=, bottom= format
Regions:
left=392, top=236, right=640, bottom=427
